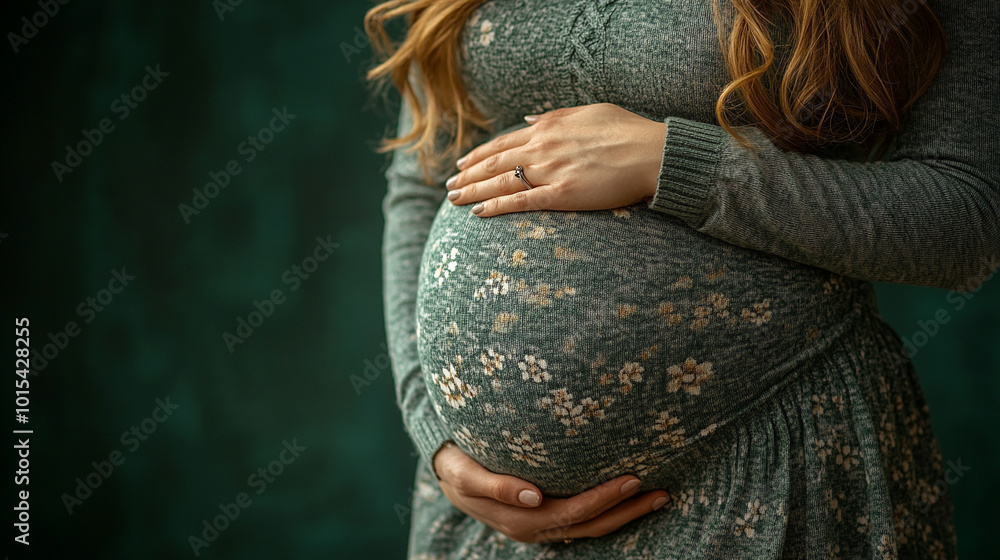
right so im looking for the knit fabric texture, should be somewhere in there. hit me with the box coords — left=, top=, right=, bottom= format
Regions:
left=380, top=1, right=998, bottom=558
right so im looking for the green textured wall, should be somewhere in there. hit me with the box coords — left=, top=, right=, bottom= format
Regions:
left=0, top=1, right=995, bottom=558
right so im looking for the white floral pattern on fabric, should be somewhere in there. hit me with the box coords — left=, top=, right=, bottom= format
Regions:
left=502, top=430, right=549, bottom=467
left=518, top=354, right=550, bottom=382
left=430, top=355, right=478, bottom=409
left=433, top=247, right=459, bottom=286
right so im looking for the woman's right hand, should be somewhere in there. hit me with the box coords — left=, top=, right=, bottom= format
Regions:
left=432, top=442, right=671, bottom=544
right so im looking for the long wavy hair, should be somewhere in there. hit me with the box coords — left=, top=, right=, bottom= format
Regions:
left=365, top=0, right=946, bottom=182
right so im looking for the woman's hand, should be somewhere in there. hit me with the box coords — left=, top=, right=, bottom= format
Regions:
left=444, top=103, right=667, bottom=218
left=433, top=442, right=670, bottom=544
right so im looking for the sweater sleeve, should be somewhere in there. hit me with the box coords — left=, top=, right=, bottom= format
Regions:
left=646, top=1, right=999, bottom=292
left=380, top=96, right=456, bottom=476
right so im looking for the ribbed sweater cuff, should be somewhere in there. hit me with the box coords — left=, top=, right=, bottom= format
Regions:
left=646, top=117, right=727, bottom=226
left=406, top=403, right=454, bottom=483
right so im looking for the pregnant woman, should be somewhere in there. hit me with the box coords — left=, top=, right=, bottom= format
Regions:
left=371, top=0, right=997, bottom=558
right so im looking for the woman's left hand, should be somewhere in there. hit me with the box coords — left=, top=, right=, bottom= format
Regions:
left=445, top=103, right=667, bottom=217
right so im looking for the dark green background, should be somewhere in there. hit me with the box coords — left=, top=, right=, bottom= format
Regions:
left=1, top=1, right=996, bottom=558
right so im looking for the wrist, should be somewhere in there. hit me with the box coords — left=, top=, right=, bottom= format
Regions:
left=646, top=117, right=725, bottom=222
left=642, top=120, right=668, bottom=201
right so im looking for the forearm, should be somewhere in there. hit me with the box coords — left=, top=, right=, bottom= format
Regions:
left=646, top=117, right=999, bottom=291
left=382, top=188, right=454, bottom=466
left=381, top=99, right=460, bottom=471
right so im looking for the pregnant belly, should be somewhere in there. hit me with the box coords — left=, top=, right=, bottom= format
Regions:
left=416, top=198, right=862, bottom=497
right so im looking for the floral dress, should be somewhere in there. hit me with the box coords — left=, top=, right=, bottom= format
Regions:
left=380, top=1, right=997, bottom=558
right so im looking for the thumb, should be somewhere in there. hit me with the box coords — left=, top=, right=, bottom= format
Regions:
left=446, top=450, right=544, bottom=508
left=480, top=472, right=543, bottom=508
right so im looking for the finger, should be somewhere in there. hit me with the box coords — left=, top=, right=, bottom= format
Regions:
left=541, top=490, right=671, bottom=543
left=544, top=476, right=645, bottom=528
left=455, top=126, right=533, bottom=172
left=451, top=163, right=538, bottom=207
left=435, top=444, right=544, bottom=508
left=450, top=467, right=544, bottom=508
left=471, top=177, right=557, bottom=217
left=449, top=146, right=525, bottom=193
left=565, top=491, right=670, bottom=539
left=559, top=476, right=645, bottom=525
left=523, top=106, right=581, bottom=126
left=466, top=476, right=641, bottom=541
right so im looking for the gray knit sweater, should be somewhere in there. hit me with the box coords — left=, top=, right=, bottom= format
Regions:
left=380, top=1, right=998, bottom=558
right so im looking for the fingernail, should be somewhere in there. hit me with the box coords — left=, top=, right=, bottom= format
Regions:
left=447, top=190, right=460, bottom=201
left=652, top=497, right=668, bottom=510
left=472, top=203, right=484, bottom=215
left=524, top=115, right=539, bottom=124
left=519, top=489, right=541, bottom=506
left=620, top=479, right=640, bottom=494
left=456, top=155, right=468, bottom=168
left=446, top=175, right=457, bottom=189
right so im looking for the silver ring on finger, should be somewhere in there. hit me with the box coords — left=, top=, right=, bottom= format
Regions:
left=514, top=165, right=535, bottom=190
